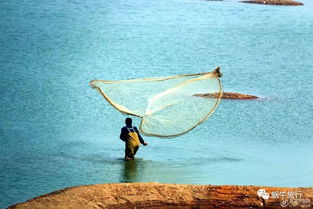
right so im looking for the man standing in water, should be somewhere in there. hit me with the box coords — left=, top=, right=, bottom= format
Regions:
left=120, top=118, right=148, bottom=160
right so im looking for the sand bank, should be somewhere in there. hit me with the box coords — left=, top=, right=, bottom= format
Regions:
left=240, top=0, right=303, bottom=6
left=8, top=183, right=313, bottom=209
left=196, top=92, right=258, bottom=99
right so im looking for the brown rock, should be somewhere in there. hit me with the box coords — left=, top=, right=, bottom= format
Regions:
left=195, top=92, right=258, bottom=100
left=240, top=0, right=303, bottom=6
left=8, top=183, right=313, bottom=209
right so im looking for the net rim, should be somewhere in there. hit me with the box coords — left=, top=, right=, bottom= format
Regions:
left=90, top=67, right=221, bottom=85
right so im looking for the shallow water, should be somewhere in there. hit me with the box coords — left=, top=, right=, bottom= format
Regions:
left=1, top=0, right=313, bottom=207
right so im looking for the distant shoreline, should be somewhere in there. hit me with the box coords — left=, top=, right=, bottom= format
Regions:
left=8, top=183, right=313, bottom=208
left=240, top=0, right=304, bottom=6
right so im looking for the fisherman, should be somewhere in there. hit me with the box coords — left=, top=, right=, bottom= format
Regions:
left=120, top=118, right=148, bottom=160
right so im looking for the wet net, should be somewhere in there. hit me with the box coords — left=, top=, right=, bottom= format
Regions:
left=90, top=67, right=223, bottom=137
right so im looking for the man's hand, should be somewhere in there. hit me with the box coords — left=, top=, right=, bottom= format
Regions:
left=143, top=142, right=148, bottom=146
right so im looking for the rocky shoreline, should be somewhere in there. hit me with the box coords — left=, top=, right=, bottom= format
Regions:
left=8, top=183, right=313, bottom=209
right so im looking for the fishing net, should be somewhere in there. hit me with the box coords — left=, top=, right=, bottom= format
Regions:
left=90, top=67, right=223, bottom=137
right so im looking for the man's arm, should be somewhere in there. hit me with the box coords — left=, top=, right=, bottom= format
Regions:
left=120, top=127, right=128, bottom=142
left=134, top=127, right=148, bottom=146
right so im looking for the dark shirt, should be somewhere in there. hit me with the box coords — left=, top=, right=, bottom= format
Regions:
left=120, top=126, right=145, bottom=144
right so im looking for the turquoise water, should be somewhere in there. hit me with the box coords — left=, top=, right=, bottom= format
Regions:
left=1, top=0, right=313, bottom=207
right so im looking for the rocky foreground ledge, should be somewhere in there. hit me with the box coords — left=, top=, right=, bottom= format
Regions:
left=240, top=0, right=303, bottom=6
left=8, top=183, right=313, bottom=209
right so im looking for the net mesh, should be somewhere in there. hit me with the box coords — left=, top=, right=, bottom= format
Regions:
left=90, top=67, right=223, bottom=137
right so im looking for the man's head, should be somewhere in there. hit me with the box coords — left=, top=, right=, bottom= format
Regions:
left=125, top=118, right=132, bottom=126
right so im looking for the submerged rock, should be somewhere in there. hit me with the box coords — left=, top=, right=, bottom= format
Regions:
left=240, top=0, right=303, bottom=6
left=195, top=92, right=258, bottom=99
left=8, top=183, right=313, bottom=209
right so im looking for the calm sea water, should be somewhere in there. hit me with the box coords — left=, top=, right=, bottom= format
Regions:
left=1, top=0, right=313, bottom=207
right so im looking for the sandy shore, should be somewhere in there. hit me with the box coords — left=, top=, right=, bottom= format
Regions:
left=8, top=183, right=313, bottom=209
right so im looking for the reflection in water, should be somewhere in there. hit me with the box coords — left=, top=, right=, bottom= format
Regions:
left=122, top=160, right=139, bottom=183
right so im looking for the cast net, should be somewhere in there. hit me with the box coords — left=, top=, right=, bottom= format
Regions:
left=90, top=67, right=223, bottom=137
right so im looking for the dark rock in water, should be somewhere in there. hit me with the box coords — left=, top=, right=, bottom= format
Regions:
left=195, top=92, right=258, bottom=100
left=240, top=0, right=303, bottom=6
